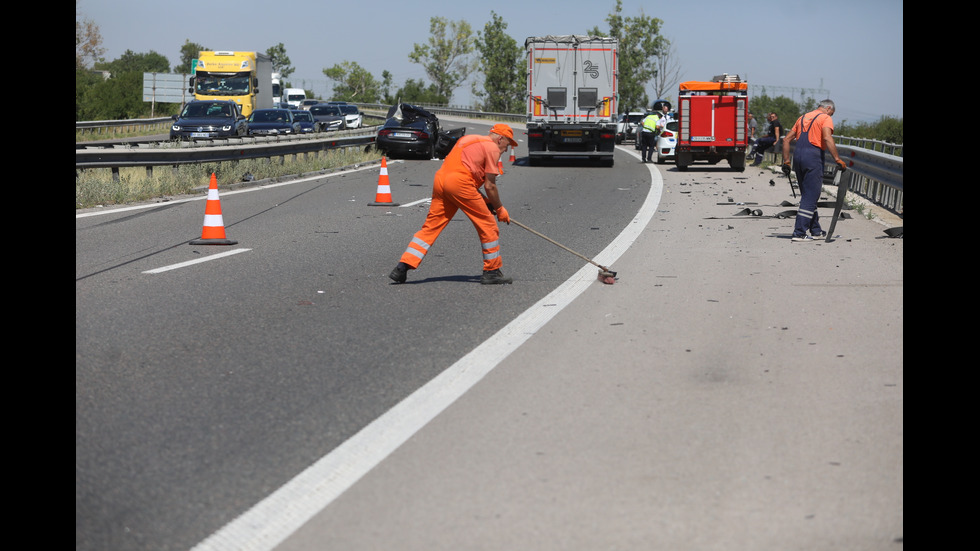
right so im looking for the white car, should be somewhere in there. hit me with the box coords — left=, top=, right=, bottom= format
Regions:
left=656, top=119, right=678, bottom=164
left=339, top=104, right=363, bottom=129
left=615, top=112, right=646, bottom=144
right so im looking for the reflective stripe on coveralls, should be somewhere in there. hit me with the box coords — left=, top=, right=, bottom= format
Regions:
left=399, top=134, right=503, bottom=271
left=791, top=112, right=827, bottom=237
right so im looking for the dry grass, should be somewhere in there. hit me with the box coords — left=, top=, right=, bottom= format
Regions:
left=75, top=146, right=380, bottom=209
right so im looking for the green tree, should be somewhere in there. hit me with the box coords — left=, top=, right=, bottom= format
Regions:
left=175, top=40, right=206, bottom=74
left=266, top=43, right=294, bottom=79
left=323, top=61, right=382, bottom=102
left=473, top=11, right=525, bottom=113
left=750, top=94, right=803, bottom=131
left=835, top=116, right=904, bottom=144
left=97, top=49, right=170, bottom=75
left=392, top=78, right=447, bottom=105
left=380, top=70, right=394, bottom=104
left=76, top=68, right=104, bottom=120
left=78, top=49, right=178, bottom=120
left=409, top=17, right=476, bottom=102
left=78, top=71, right=150, bottom=120
left=591, top=0, right=667, bottom=112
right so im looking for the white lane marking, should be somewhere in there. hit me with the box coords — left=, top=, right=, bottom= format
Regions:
left=399, top=198, right=431, bottom=207
left=142, top=248, right=251, bottom=274
left=190, top=149, right=663, bottom=551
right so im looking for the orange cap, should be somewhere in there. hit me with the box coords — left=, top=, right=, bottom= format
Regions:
left=491, top=124, right=518, bottom=147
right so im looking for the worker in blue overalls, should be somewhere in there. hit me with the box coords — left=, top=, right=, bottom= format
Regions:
left=781, top=100, right=847, bottom=242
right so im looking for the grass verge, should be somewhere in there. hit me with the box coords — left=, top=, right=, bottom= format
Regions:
left=76, top=146, right=381, bottom=209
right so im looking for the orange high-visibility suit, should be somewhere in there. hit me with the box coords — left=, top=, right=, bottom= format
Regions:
left=399, top=134, right=503, bottom=271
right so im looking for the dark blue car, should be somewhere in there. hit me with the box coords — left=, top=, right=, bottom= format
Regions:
left=170, top=100, right=247, bottom=140
left=247, top=108, right=302, bottom=136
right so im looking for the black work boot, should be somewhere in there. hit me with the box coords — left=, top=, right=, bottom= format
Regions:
left=389, top=262, right=409, bottom=284
left=480, top=269, right=513, bottom=285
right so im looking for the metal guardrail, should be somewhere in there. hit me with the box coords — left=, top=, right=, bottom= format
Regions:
left=77, top=107, right=902, bottom=215
left=770, top=140, right=903, bottom=214
left=834, top=144, right=903, bottom=214
left=75, top=129, right=377, bottom=178
left=76, top=116, right=172, bottom=137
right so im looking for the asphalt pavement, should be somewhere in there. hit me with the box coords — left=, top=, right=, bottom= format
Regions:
left=184, top=142, right=902, bottom=551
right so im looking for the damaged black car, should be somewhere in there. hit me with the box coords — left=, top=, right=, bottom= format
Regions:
left=375, top=103, right=465, bottom=160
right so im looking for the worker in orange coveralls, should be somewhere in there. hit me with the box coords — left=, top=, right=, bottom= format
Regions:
left=389, top=124, right=518, bottom=285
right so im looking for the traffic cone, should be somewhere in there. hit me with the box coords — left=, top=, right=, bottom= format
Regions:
left=498, top=157, right=505, bottom=175
left=368, top=157, right=399, bottom=206
left=509, top=146, right=516, bottom=163
left=189, top=173, right=238, bottom=245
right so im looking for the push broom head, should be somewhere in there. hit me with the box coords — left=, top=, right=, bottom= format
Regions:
left=598, top=269, right=617, bottom=285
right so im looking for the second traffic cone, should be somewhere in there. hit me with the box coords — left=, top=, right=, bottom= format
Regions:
left=368, top=157, right=400, bottom=206
left=189, top=173, right=238, bottom=245
left=509, top=146, right=516, bottom=163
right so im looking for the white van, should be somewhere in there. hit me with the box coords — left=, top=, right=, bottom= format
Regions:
left=283, top=88, right=307, bottom=109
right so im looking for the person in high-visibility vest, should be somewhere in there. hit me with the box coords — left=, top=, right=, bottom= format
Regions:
left=640, top=109, right=661, bottom=163
left=389, top=124, right=518, bottom=285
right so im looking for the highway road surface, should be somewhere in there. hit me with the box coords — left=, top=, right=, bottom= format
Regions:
left=77, top=125, right=902, bottom=551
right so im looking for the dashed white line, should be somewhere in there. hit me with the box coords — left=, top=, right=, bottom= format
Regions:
left=142, top=248, right=251, bottom=274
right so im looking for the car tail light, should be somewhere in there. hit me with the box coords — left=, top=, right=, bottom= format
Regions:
left=661, top=130, right=674, bottom=137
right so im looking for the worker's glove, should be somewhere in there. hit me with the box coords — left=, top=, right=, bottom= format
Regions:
left=835, top=159, right=848, bottom=172
left=781, top=163, right=791, bottom=176
left=495, top=206, right=511, bottom=225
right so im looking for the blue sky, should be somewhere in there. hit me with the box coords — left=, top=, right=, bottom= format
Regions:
left=79, top=0, right=902, bottom=123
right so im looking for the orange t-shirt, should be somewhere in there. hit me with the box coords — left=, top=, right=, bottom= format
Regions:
left=791, top=110, right=834, bottom=149
left=437, top=134, right=500, bottom=188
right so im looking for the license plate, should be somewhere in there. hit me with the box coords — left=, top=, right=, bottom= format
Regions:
left=190, top=132, right=211, bottom=138
left=692, top=136, right=714, bottom=142
left=393, top=132, right=413, bottom=138
left=563, top=137, right=582, bottom=143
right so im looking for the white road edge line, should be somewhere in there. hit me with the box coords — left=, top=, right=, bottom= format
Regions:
left=189, top=149, right=661, bottom=551
left=142, top=248, right=251, bottom=274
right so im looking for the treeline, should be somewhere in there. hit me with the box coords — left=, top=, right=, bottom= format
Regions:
left=750, top=94, right=902, bottom=145
left=76, top=1, right=670, bottom=123
left=76, top=51, right=180, bottom=121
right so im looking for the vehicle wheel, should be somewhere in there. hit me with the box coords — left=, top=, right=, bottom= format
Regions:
left=657, top=156, right=665, bottom=164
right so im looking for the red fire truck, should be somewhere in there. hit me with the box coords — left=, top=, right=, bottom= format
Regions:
left=675, top=74, right=749, bottom=171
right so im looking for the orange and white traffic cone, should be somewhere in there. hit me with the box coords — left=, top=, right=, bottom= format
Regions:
left=368, top=157, right=400, bottom=206
left=189, top=173, right=238, bottom=245
left=498, top=157, right=505, bottom=175
left=509, top=146, right=516, bottom=163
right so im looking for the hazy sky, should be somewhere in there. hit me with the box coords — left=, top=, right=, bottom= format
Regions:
left=79, top=0, right=903, bottom=123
